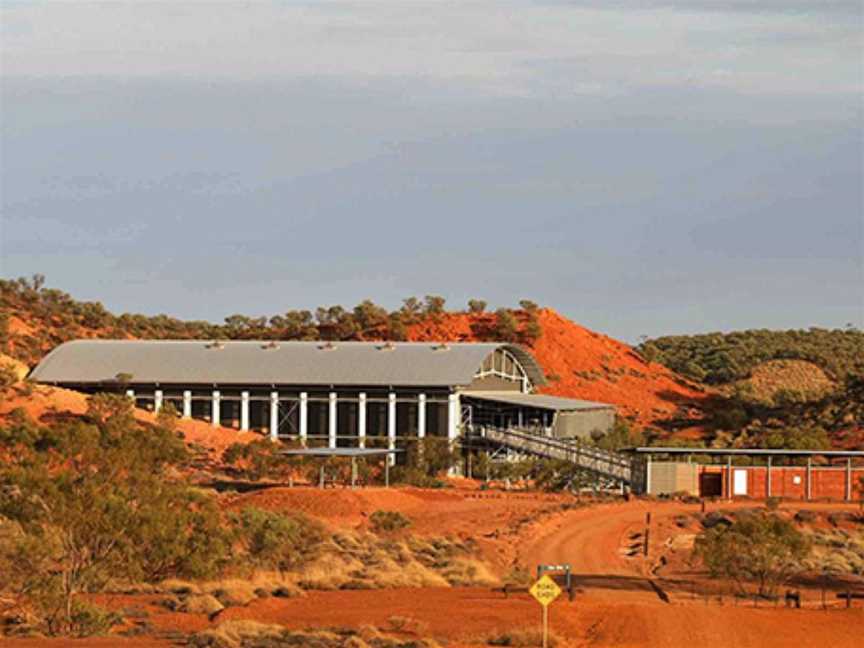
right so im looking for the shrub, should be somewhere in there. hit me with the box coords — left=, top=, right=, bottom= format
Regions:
left=222, top=439, right=294, bottom=481
left=232, top=507, right=324, bottom=572
left=468, top=299, right=487, bottom=314
left=369, top=510, right=411, bottom=534
left=693, top=512, right=811, bottom=597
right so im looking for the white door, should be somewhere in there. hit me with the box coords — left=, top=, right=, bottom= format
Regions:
left=733, top=469, right=748, bottom=496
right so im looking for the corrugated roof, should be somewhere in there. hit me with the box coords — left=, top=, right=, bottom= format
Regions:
left=463, top=391, right=614, bottom=411
left=29, top=340, right=546, bottom=388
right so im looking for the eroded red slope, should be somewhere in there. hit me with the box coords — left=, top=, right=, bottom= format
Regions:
left=407, top=309, right=707, bottom=428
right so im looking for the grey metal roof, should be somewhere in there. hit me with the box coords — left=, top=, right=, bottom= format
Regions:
left=29, top=340, right=546, bottom=388
left=463, top=391, right=614, bottom=412
left=627, top=447, right=864, bottom=458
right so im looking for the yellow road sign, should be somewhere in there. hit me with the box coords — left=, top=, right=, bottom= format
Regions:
left=529, top=574, right=562, bottom=607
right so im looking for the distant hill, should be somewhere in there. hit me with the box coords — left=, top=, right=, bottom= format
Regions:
left=639, top=328, right=864, bottom=386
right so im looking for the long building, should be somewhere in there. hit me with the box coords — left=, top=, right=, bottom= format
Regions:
left=30, top=340, right=616, bottom=452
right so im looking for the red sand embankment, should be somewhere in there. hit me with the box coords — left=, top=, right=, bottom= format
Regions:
left=409, top=309, right=708, bottom=427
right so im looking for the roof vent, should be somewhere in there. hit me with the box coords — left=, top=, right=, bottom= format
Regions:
left=377, top=342, right=396, bottom=351
left=433, top=343, right=450, bottom=351
left=318, top=341, right=337, bottom=351
left=262, top=341, right=281, bottom=350
left=206, top=340, right=225, bottom=350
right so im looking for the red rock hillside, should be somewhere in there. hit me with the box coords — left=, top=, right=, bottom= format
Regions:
left=407, top=309, right=708, bottom=429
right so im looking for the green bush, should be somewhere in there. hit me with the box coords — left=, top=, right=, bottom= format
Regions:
left=232, top=507, right=324, bottom=572
left=369, top=510, right=412, bottom=534
left=694, top=512, right=811, bottom=597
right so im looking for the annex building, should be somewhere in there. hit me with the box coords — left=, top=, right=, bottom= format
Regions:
left=30, top=340, right=615, bottom=451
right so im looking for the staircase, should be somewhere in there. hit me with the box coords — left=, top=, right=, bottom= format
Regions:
left=469, top=424, right=633, bottom=485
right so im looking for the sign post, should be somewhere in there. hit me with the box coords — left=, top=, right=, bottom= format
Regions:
left=529, top=574, right=562, bottom=648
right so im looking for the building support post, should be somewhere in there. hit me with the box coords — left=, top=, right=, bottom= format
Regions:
left=726, top=455, right=732, bottom=500
left=358, top=392, right=367, bottom=449
left=417, top=393, right=426, bottom=440
left=182, top=390, right=192, bottom=418
left=447, top=393, right=460, bottom=477
left=299, top=392, right=308, bottom=444
left=154, top=389, right=163, bottom=413
left=806, top=457, right=812, bottom=501
left=328, top=392, right=338, bottom=449
left=846, top=458, right=852, bottom=502
left=447, top=393, right=459, bottom=441
left=269, top=391, right=279, bottom=441
left=645, top=454, right=652, bottom=495
left=211, top=390, right=221, bottom=427
left=240, top=391, right=250, bottom=432
left=387, top=392, right=397, bottom=465
left=766, top=456, right=772, bottom=499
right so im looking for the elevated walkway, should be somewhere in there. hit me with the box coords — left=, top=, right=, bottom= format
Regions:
left=468, top=424, right=633, bottom=485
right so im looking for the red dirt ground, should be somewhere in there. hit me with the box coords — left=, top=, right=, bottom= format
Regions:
left=408, top=309, right=708, bottom=429
left=11, top=497, right=862, bottom=648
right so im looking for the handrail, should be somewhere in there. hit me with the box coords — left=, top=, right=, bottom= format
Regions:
left=470, top=424, right=632, bottom=483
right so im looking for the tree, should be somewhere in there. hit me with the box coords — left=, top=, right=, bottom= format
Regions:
left=423, top=295, right=446, bottom=319
left=399, top=297, right=423, bottom=324
left=494, top=308, right=519, bottom=342
left=693, top=512, right=810, bottom=597
left=518, top=300, right=539, bottom=313
left=467, top=299, right=487, bottom=314
left=352, top=299, right=389, bottom=333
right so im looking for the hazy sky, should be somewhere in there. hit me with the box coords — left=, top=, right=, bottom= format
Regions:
left=1, top=1, right=862, bottom=341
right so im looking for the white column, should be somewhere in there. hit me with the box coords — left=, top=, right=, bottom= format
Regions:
left=387, top=392, right=397, bottom=464
left=269, top=391, right=279, bottom=441
left=240, top=391, right=250, bottom=432
left=125, top=389, right=135, bottom=401
left=154, top=389, right=163, bottom=413
left=358, top=392, right=367, bottom=449
left=447, top=393, right=460, bottom=441
left=417, top=393, right=426, bottom=439
left=182, top=390, right=192, bottom=418
left=299, top=392, right=308, bottom=443
left=329, top=392, right=338, bottom=449
left=211, top=390, right=221, bottom=427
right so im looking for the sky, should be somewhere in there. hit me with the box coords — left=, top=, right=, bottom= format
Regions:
left=1, top=1, right=862, bottom=342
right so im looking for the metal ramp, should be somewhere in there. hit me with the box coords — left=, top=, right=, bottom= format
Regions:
left=469, top=424, right=633, bottom=485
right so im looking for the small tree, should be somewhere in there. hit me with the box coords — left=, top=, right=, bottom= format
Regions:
left=693, top=512, right=810, bottom=598
left=518, top=300, right=539, bottom=313
left=423, top=295, right=447, bottom=320
left=467, top=299, right=487, bottom=314
left=494, top=308, right=519, bottom=343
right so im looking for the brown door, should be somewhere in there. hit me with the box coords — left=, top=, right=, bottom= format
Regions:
left=700, top=472, right=723, bottom=497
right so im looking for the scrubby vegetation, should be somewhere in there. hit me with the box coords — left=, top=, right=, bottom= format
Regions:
left=694, top=512, right=811, bottom=598
left=0, top=395, right=234, bottom=635
left=0, top=275, right=544, bottom=366
left=189, top=620, right=442, bottom=648
left=640, top=328, right=864, bottom=385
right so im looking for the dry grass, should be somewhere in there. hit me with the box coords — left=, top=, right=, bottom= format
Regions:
left=179, top=594, right=224, bottom=616
left=295, top=532, right=497, bottom=591
left=202, top=579, right=258, bottom=607
left=158, top=578, right=202, bottom=595
left=487, top=627, right=562, bottom=647
left=189, top=619, right=442, bottom=648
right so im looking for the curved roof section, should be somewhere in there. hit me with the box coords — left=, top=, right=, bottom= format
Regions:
left=29, top=340, right=546, bottom=388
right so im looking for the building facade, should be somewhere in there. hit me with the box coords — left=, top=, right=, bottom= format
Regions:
left=30, top=340, right=616, bottom=452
